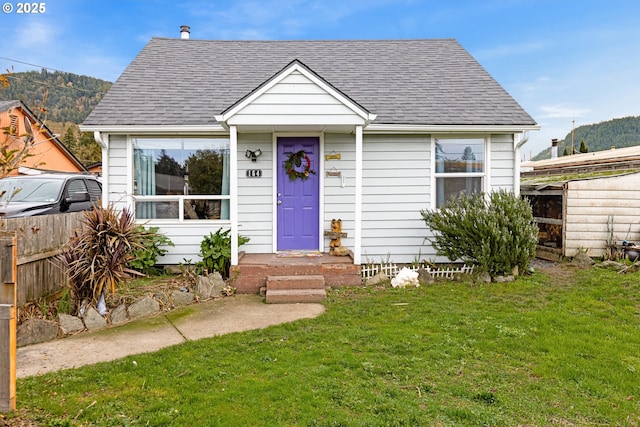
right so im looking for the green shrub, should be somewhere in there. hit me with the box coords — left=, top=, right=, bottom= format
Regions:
left=60, top=205, right=147, bottom=311
left=128, top=226, right=174, bottom=275
left=196, top=229, right=250, bottom=278
left=420, top=190, right=537, bottom=276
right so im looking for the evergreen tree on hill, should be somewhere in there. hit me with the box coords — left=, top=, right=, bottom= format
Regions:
left=579, top=139, right=588, bottom=153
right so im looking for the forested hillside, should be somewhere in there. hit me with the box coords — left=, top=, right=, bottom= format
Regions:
left=0, top=70, right=112, bottom=166
left=532, top=116, right=640, bottom=160
left=0, top=70, right=111, bottom=123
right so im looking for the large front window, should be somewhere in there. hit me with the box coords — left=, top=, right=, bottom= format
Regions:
left=133, top=137, right=230, bottom=220
left=434, top=138, right=485, bottom=208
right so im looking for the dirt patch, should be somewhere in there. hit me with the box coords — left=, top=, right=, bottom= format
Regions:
left=531, top=258, right=578, bottom=285
left=0, top=409, right=39, bottom=427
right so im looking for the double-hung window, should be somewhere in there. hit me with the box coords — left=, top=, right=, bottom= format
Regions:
left=132, top=137, right=230, bottom=220
left=434, top=138, right=485, bottom=208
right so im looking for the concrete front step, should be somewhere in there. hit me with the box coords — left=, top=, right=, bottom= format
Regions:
left=265, top=275, right=327, bottom=303
left=230, top=253, right=362, bottom=294
left=266, top=275, right=325, bottom=290
left=265, top=288, right=327, bottom=303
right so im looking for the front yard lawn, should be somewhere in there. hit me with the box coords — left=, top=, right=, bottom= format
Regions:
left=9, top=264, right=640, bottom=426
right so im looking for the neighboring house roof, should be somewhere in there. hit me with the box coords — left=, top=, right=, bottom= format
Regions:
left=83, top=38, right=537, bottom=128
left=521, top=170, right=640, bottom=191
left=0, top=100, right=87, bottom=172
left=0, top=100, right=20, bottom=111
left=521, top=145, right=640, bottom=176
left=521, top=145, right=640, bottom=190
left=85, top=161, right=102, bottom=175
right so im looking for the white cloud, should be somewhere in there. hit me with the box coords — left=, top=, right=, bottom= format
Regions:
left=474, top=41, right=546, bottom=61
left=15, top=19, right=58, bottom=49
left=538, top=104, right=591, bottom=119
left=511, top=76, right=552, bottom=93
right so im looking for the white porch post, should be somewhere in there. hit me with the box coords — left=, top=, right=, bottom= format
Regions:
left=354, top=125, right=363, bottom=265
left=92, top=132, right=109, bottom=208
left=230, top=125, right=239, bottom=266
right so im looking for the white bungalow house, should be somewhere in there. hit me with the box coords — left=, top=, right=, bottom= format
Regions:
left=81, top=29, right=538, bottom=295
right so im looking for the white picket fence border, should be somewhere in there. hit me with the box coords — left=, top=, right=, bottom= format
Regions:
left=361, top=263, right=474, bottom=281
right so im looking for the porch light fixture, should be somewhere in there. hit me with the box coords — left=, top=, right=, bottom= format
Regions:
left=245, top=149, right=262, bottom=162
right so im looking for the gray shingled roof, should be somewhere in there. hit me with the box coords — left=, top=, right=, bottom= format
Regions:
left=83, top=38, right=536, bottom=127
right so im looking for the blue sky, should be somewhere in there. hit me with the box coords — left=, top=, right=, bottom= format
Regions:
left=1, top=0, right=639, bottom=157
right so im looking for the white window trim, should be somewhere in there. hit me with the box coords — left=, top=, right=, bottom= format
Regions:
left=430, top=135, right=489, bottom=208
left=132, top=195, right=232, bottom=221
left=127, top=135, right=233, bottom=224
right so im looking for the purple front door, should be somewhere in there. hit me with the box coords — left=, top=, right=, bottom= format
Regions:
left=277, top=137, right=320, bottom=251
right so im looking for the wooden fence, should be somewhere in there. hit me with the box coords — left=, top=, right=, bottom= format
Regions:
left=0, top=212, right=84, bottom=306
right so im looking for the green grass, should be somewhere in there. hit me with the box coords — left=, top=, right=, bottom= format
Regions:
left=13, top=266, right=640, bottom=426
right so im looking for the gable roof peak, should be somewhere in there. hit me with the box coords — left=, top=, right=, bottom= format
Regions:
left=215, top=56, right=376, bottom=126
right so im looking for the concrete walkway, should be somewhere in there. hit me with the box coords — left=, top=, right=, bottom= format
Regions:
left=17, top=295, right=325, bottom=378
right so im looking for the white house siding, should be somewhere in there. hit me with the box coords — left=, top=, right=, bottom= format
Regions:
left=106, top=135, right=129, bottom=212
left=489, top=134, right=515, bottom=191
left=107, top=132, right=519, bottom=265
left=237, top=133, right=274, bottom=253
left=228, top=71, right=364, bottom=126
left=324, top=133, right=356, bottom=251
left=149, top=224, right=232, bottom=265
left=565, top=173, right=640, bottom=257
left=360, top=134, right=432, bottom=264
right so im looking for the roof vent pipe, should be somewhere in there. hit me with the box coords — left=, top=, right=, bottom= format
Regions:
left=180, top=25, right=190, bottom=39
left=551, top=138, right=558, bottom=159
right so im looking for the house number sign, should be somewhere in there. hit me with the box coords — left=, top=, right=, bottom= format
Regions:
left=246, top=169, right=262, bottom=178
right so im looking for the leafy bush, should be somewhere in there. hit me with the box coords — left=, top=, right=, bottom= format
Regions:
left=61, top=205, right=147, bottom=311
left=128, top=226, right=174, bottom=275
left=420, top=190, right=538, bottom=276
left=196, top=229, right=250, bottom=278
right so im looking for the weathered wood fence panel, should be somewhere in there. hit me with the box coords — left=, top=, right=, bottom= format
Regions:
left=1, top=212, right=84, bottom=306
left=0, top=231, right=17, bottom=412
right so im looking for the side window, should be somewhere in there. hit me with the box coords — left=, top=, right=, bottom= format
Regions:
left=66, top=179, right=88, bottom=196
left=85, top=179, right=102, bottom=202
left=434, top=138, right=485, bottom=208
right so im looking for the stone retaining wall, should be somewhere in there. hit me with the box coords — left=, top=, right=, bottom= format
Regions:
left=17, top=273, right=227, bottom=347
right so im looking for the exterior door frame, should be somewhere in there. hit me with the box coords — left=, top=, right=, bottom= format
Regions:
left=272, top=132, right=324, bottom=253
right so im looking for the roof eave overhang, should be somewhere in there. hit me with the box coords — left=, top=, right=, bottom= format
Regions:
left=79, top=124, right=229, bottom=134
left=81, top=123, right=539, bottom=135
left=364, top=123, right=540, bottom=134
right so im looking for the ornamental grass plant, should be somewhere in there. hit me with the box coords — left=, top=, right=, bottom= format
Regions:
left=60, top=205, right=149, bottom=312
